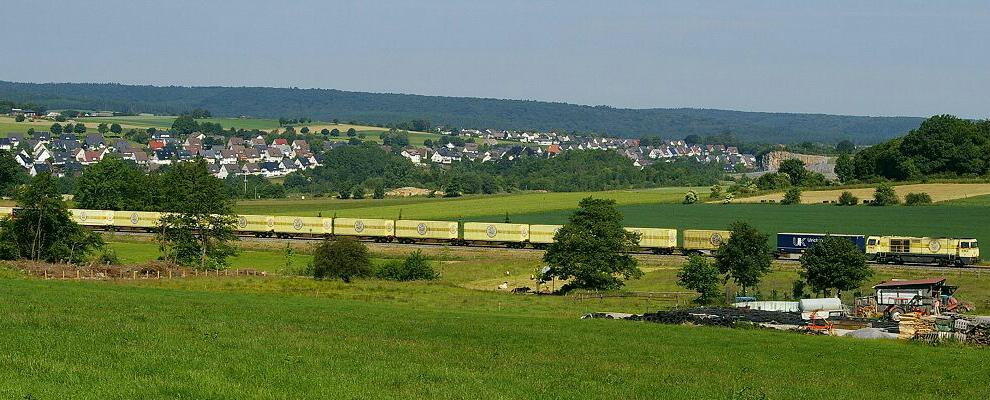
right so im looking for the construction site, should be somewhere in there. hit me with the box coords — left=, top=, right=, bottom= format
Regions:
left=587, top=277, right=990, bottom=346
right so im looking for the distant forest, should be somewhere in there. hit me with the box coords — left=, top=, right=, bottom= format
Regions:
left=0, top=80, right=924, bottom=144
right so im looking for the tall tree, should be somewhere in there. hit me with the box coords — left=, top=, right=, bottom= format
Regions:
left=677, top=255, right=722, bottom=304
left=97, top=123, right=109, bottom=134
left=834, top=153, right=854, bottom=183
left=74, top=157, right=149, bottom=210
left=156, top=160, right=238, bottom=269
left=543, top=197, right=642, bottom=292
left=171, top=115, right=199, bottom=135
left=0, top=150, right=29, bottom=196
left=800, top=235, right=871, bottom=297
left=50, top=123, right=63, bottom=135
left=73, top=123, right=87, bottom=134
left=715, top=221, right=772, bottom=295
left=778, top=159, right=808, bottom=186
left=0, top=173, right=103, bottom=262
left=109, top=123, right=123, bottom=134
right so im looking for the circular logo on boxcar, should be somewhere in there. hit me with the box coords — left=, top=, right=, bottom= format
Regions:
left=79, top=211, right=88, bottom=221
left=417, top=222, right=428, bottom=235
left=521, top=225, right=529, bottom=238
left=293, top=218, right=304, bottom=230
left=266, top=217, right=274, bottom=228
left=449, top=225, right=458, bottom=236
left=486, top=225, right=498, bottom=238
left=238, top=216, right=247, bottom=228
left=710, top=233, right=723, bottom=246
left=323, top=219, right=333, bottom=231
left=130, top=212, right=139, bottom=224
left=354, top=220, right=365, bottom=233
left=386, top=222, right=394, bottom=233
left=929, top=240, right=942, bottom=252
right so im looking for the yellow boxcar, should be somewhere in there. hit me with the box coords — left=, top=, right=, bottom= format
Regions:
left=463, top=222, right=529, bottom=243
left=334, top=218, right=395, bottom=238
left=271, top=216, right=330, bottom=235
left=113, top=210, right=163, bottom=229
left=0, top=207, right=13, bottom=219
left=236, top=214, right=277, bottom=234
left=627, top=227, right=677, bottom=252
left=395, top=220, right=459, bottom=240
left=69, top=209, right=115, bottom=227
left=683, top=229, right=731, bottom=254
left=866, top=236, right=979, bottom=266
left=529, top=224, right=563, bottom=244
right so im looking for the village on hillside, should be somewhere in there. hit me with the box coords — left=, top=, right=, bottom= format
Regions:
left=2, top=109, right=758, bottom=179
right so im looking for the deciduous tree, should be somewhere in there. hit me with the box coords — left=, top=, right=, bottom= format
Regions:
left=800, top=235, right=871, bottom=297
left=543, top=197, right=642, bottom=292
left=677, top=255, right=722, bottom=304
left=715, top=221, right=771, bottom=295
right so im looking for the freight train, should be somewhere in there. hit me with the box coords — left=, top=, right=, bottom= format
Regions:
left=775, top=232, right=979, bottom=267
left=0, top=207, right=979, bottom=266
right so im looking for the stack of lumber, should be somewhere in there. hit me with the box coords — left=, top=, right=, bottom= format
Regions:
left=898, top=313, right=935, bottom=340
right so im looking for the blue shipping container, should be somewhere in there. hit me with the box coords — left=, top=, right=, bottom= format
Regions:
left=776, top=233, right=866, bottom=255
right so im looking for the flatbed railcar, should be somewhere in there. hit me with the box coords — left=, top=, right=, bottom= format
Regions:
left=775, top=233, right=866, bottom=259
left=394, top=220, right=459, bottom=243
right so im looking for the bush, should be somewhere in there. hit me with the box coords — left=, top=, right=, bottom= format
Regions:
left=708, top=185, right=722, bottom=199
left=837, top=191, right=858, bottom=206
left=374, top=250, right=439, bottom=281
left=683, top=190, right=698, bottom=204
left=904, top=192, right=932, bottom=206
left=872, top=183, right=899, bottom=206
left=97, top=248, right=120, bottom=265
left=677, top=255, right=722, bottom=305
left=781, top=187, right=802, bottom=205
left=0, top=241, right=18, bottom=260
left=312, top=237, right=372, bottom=282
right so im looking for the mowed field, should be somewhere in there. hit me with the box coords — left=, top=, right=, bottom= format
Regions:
left=737, top=183, right=990, bottom=204
left=3, top=260, right=990, bottom=398
left=234, top=187, right=705, bottom=219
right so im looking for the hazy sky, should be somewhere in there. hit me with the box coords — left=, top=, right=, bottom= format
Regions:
left=2, top=0, right=987, bottom=118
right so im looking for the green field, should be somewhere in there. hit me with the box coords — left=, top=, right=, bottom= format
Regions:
left=103, top=235, right=990, bottom=308
left=941, top=194, right=990, bottom=206
left=235, top=188, right=704, bottom=219
left=3, top=265, right=989, bottom=398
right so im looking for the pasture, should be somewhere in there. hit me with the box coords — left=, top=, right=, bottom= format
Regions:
left=234, top=187, right=704, bottom=219
left=736, top=183, right=990, bottom=204
left=2, top=262, right=990, bottom=398
left=102, top=234, right=990, bottom=308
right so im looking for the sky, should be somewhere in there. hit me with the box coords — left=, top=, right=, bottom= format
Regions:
left=1, top=0, right=988, bottom=118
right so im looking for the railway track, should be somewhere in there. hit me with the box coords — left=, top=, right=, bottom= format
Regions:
left=104, top=231, right=990, bottom=271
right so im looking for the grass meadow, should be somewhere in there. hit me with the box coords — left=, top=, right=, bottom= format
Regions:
left=2, top=266, right=990, bottom=399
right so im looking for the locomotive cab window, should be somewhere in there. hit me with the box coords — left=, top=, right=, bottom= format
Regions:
left=867, top=239, right=877, bottom=246
left=962, top=242, right=970, bottom=248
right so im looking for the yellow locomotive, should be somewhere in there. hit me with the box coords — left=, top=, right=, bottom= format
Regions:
left=866, top=236, right=979, bottom=266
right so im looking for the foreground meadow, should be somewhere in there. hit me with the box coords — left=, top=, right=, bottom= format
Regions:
left=2, top=271, right=989, bottom=399
left=5, top=236, right=990, bottom=398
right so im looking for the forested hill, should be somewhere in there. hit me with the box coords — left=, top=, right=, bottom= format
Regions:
left=0, top=80, right=924, bottom=144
